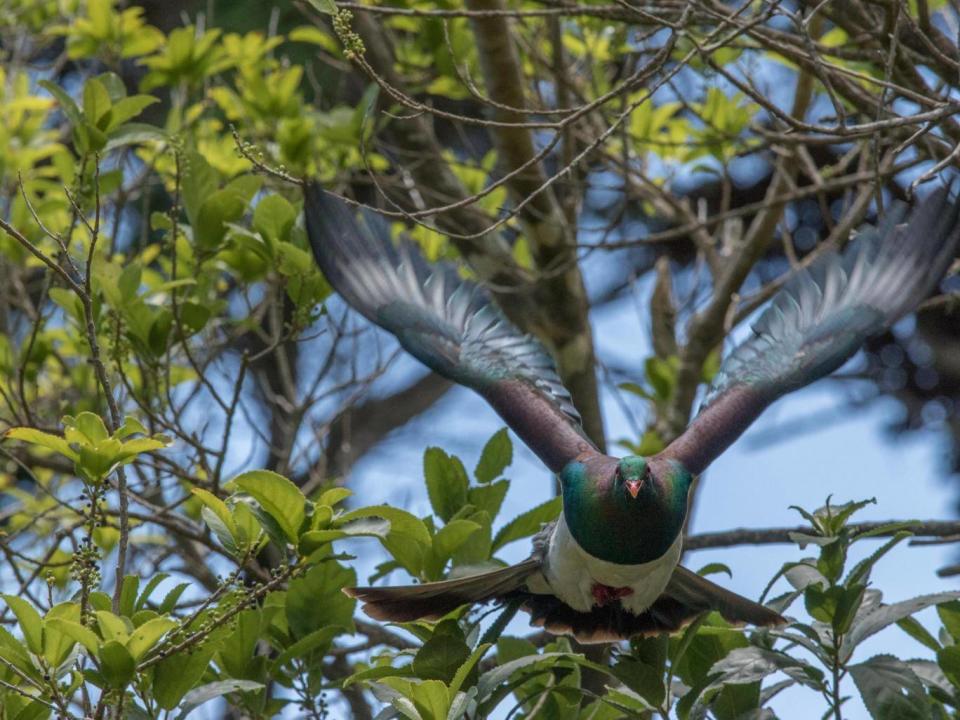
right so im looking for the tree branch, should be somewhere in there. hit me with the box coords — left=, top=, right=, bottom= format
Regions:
left=685, top=520, right=960, bottom=550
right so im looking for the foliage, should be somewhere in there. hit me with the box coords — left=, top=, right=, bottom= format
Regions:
left=4, top=407, right=960, bottom=718
left=0, top=0, right=957, bottom=718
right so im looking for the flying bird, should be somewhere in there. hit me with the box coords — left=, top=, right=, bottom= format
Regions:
left=304, top=184, right=960, bottom=643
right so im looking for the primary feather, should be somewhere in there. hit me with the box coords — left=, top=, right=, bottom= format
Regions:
left=661, top=187, right=960, bottom=475
left=304, top=185, right=596, bottom=471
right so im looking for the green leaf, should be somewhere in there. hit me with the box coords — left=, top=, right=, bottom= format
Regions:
left=181, top=152, right=220, bottom=229
left=845, top=531, right=911, bottom=586
left=339, top=505, right=432, bottom=577
left=126, top=616, right=176, bottom=660
left=99, top=640, right=135, bottom=688
left=153, top=642, right=221, bottom=710
left=194, top=176, right=262, bottom=250
left=2, top=595, right=43, bottom=654
left=95, top=610, right=130, bottom=644
left=69, top=412, right=110, bottom=443
left=230, top=470, right=306, bottom=544
left=175, top=680, right=265, bottom=720
left=200, top=506, right=239, bottom=556
left=299, top=517, right=391, bottom=555
left=305, top=0, right=338, bottom=16
left=319, top=487, right=352, bottom=507
left=45, top=619, right=100, bottom=655
left=117, top=437, right=169, bottom=462
left=477, top=652, right=576, bottom=698
left=289, top=25, right=339, bottom=51
left=381, top=677, right=451, bottom=720
left=827, top=497, right=877, bottom=531
left=468, top=480, right=509, bottom=521
left=619, top=381, right=653, bottom=400
left=3, top=427, right=77, bottom=460
left=83, top=76, right=112, bottom=126
left=117, top=263, right=141, bottom=302
left=850, top=654, right=931, bottom=720
left=285, top=560, right=356, bottom=639
left=105, top=94, right=158, bottom=131
left=104, top=122, right=168, bottom=152
left=709, top=646, right=823, bottom=691
left=696, top=563, right=732, bottom=579
left=216, top=608, right=261, bottom=679
left=492, top=496, right=561, bottom=551
left=119, top=576, right=139, bottom=618
left=191, top=488, right=238, bottom=540
left=645, top=357, right=676, bottom=400
left=833, top=583, right=867, bottom=636
left=96, top=72, right=126, bottom=102
left=39, top=80, right=83, bottom=128
left=180, top=302, right=211, bottom=333
left=936, top=645, right=960, bottom=689
left=424, top=447, right=469, bottom=522
left=897, top=616, right=941, bottom=653
left=160, top=583, right=190, bottom=614
left=42, top=602, right=83, bottom=666
left=450, top=642, right=491, bottom=697
left=117, top=416, right=149, bottom=440
left=0, top=626, right=36, bottom=678
left=432, top=520, right=481, bottom=563
left=938, top=600, right=960, bottom=642
left=343, top=664, right=415, bottom=688
left=613, top=656, right=665, bottom=707
left=842, top=592, right=960, bottom=661
left=253, top=193, right=296, bottom=247
left=413, top=633, right=471, bottom=684
left=271, top=626, right=345, bottom=670
left=474, top=429, right=512, bottom=483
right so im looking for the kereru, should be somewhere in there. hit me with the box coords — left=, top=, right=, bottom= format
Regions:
left=304, top=184, right=960, bottom=643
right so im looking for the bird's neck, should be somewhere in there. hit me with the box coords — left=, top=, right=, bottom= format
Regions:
left=558, top=457, right=689, bottom=565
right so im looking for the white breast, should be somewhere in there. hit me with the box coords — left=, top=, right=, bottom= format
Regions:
left=526, top=515, right=682, bottom=614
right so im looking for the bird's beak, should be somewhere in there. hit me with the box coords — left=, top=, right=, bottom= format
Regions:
left=626, top=480, right=642, bottom=499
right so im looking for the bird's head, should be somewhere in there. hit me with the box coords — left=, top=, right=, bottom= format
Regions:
left=614, top=456, right=649, bottom=500
left=559, top=455, right=695, bottom=564
left=614, top=456, right=694, bottom=519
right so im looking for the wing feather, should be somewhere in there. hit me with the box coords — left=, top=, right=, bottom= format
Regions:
left=660, top=187, right=960, bottom=475
left=304, top=185, right=597, bottom=472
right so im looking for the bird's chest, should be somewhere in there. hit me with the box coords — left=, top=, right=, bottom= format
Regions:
left=533, top=516, right=682, bottom=614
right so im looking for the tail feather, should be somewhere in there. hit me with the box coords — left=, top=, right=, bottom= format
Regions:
left=347, top=563, right=784, bottom=643
left=663, top=566, right=785, bottom=628
left=518, top=567, right=784, bottom=644
left=344, top=560, right=540, bottom=622
left=520, top=593, right=699, bottom=644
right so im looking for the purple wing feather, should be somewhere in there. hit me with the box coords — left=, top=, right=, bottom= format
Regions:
left=304, top=185, right=597, bottom=472
left=659, top=187, right=960, bottom=475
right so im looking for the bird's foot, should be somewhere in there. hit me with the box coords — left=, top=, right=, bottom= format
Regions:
left=591, top=583, right=634, bottom=607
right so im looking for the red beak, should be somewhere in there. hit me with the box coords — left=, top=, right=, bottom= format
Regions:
left=626, top=480, right=642, bottom=499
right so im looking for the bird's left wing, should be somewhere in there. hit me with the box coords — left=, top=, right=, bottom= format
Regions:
left=304, top=184, right=598, bottom=472
left=658, top=187, right=960, bottom=476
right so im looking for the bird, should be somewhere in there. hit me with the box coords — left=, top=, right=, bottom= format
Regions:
left=303, top=183, right=960, bottom=643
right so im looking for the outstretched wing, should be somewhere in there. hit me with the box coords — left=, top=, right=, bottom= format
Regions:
left=304, top=184, right=597, bottom=472
left=658, top=187, right=960, bottom=476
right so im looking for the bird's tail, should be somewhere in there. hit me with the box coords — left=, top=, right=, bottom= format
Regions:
left=346, top=563, right=784, bottom=644
left=344, top=559, right=540, bottom=622
left=521, top=568, right=785, bottom=644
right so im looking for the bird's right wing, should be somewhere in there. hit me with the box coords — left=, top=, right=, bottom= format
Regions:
left=304, top=185, right=598, bottom=473
left=658, top=187, right=960, bottom=476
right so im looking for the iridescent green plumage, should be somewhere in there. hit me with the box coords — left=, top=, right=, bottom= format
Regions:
left=560, top=456, right=692, bottom=565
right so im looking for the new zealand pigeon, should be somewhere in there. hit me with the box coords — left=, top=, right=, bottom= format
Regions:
left=304, top=184, right=960, bottom=643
